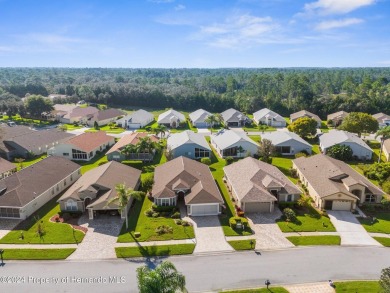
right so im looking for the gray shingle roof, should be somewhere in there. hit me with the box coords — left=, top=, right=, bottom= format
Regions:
left=157, top=109, right=185, bottom=123
left=290, top=110, right=321, bottom=122
left=167, top=130, right=211, bottom=151
left=211, top=129, right=257, bottom=150
left=91, top=108, right=126, bottom=122
left=0, top=158, right=16, bottom=174
left=126, top=109, right=154, bottom=123
left=261, top=131, right=312, bottom=147
left=319, top=129, right=372, bottom=152
left=224, top=157, right=301, bottom=203
left=221, top=108, right=248, bottom=122
left=327, top=111, right=349, bottom=121
left=253, top=108, right=285, bottom=123
left=189, top=109, right=211, bottom=124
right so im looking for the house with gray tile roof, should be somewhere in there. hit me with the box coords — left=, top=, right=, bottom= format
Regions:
left=188, top=109, right=212, bottom=128
left=0, top=156, right=81, bottom=219
left=152, top=156, right=224, bottom=216
left=253, top=108, right=286, bottom=127
left=58, top=161, right=141, bottom=220
left=319, top=129, right=373, bottom=160
left=157, top=109, right=186, bottom=128
left=327, top=111, right=349, bottom=127
left=211, top=129, right=258, bottom=158
left=167, top=130, right=211, bottom=159
left=261, top=131, right=312, bottom=155
left=373, top=113, right=390, bottom=128
left=290, top=110, right=322, bottom=127
left=293, top=154, right=383, bottom=211
left=57, top=106, right=99, bottom=124
left=86, top=108, right=126, bottom=127
left=0, top=158, right=16, bottom=180
left=221, top=108, right=250, bottom=127
left=116, top=109, right=154, bottom=129
left=224, top=157, right=301, bottom=213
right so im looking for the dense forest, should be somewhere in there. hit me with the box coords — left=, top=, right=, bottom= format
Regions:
left=0, top=68, right=390, bottom=119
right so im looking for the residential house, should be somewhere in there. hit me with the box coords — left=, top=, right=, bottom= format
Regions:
left=224, top=157, right=301, bottom=213
left=167, top=130, right=211, bottom=159
left=253, top=108, right=286, bottom=127
left=261, top=131, right=312, bottom=155
left=86, top=108, right=126, bottom=127
left=57, top=161, right=141, bottom=220
left=157, top=109, right=186, bottom=128
left=106, top=132, right=159, bottom=162
left=152, top=156, right=224, bottom=216
left=327, top=111, right=349, bottom=127
left=0, top=156, right=81, bottom=219
left=293, top=154, right=383, bottom=211
left=221, top=108, right=250, bottom=127
left=373, top=113, right=390, bottom=128
left=57, top=106, right=99, bottom=124
left=0, top=158, right=17, bottom=180
left=211, top=129, right=258, bottom=158
left=382, top=139, right=390, bottom=162
left=0, top=124, right=74, bottom=159
left=48, top=131, right=115, bottom=161
left=290, top=110, right=322, bottom=128
left=42, top=104, right=78, bottom=120
left=319, top=129, right=373, bottom=160
left=116, top=109, right=154, bottom=129
left=188, top=109, right=212, bottom=128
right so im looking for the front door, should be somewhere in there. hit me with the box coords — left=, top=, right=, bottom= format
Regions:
left=324, top=200, right=333, bottom=210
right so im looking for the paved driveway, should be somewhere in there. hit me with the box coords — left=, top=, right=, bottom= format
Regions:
left=67, top=214, right=123, bottom=260
left=327, top=211, right=381, bottom=246
left=186, top=216, right=234, bottom=254
left=0, top=219, right=21, bottom=239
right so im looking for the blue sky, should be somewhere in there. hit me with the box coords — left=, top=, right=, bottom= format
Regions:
left=0, top=0, right=389, bottom=67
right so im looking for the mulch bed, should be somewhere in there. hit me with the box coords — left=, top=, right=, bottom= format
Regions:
left=50, top=214, right=88, bottom=234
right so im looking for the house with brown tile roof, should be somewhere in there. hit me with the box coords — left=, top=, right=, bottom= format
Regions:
left=290, top=110, right=322, bottom=127
left=57, top=161, right=141, bottom=220
left=48, top=131, right=115, bottom=161
left=327, top=111, right=349, bottom=127
left=224, top=157, right=301, bottom=213
left=152, top=156, right=224, bottom=216
left=86, top=108, right=126, bottom=127
left=57, top=106, right=99, bottom=124
left=0, top=158, right=17, bottom=180
left=0, top=156, right=81, bottom=219
left=293, top=154, right=383, bottom=211
left=373, top=113, right=390, bottom=128
left=106, top=132, right=159, bottom=162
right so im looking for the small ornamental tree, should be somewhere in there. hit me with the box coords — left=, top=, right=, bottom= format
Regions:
left=257, top=138, right=275, bottom=163
left=287, top=117, right=317, bottom=138
left=380, top=266, right=390, bottom=293
left=326, top=144, right=353, bottom=161
left=283, top=208, right=296, bottom=222
left=338, top=112, right=378, bottom=137
left=201, top=157, right=211, bottom=165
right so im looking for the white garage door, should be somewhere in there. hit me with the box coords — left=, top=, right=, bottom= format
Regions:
left=191, top=204, right=219, bottom=216
left=332, top=200, right=351, bottom=211
left=127, top=123, right=141, bottom=129
left=244, top=202, right=270, bottom=213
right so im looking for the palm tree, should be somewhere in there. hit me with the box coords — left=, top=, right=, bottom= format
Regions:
left=121, top=144, right=137, bottom=159
left=205, top=113, right=223, bottom=133
left=152, top=124, right=167, bottom=139
left=107, top=183, right=145, bottom=229
left=375, top=125, right=390, bottom=163
left=135, top=136, right=159, bottom=161
left=137, top=261, right=187, bottom=293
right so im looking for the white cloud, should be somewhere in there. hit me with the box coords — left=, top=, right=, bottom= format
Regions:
left=316, top=18, right=364, bottom=30
left=174, top=4, right=185, bottom=11
left=304, top=0, right=376, bottom=15
left=24, top=33, right=87, bottom=45
left=148, top=0, right=175, bottom=3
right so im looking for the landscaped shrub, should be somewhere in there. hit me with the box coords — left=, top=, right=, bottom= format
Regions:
left=155, top=225, right=173, bottom=235
left=182, top=221, right=190, bottom=226
left=152, top=204, right=176, bottom=213
left=134, top=232, right=141, bottom=238
left=297, top=194, right=312, bottom=209
left=171, top=212, right=181, bottom=219
left=278, top=202, right=296, bottom=210
left=152, top=212, right=159, bottom=218
left=326, top=144, right=353, bottom=161
left=145, top=209, right=154, bottom=217
left=61, top=213, right=71, bottom=221
left=225, top=156, right=234, bottom=165
left=295, top=152, right=307, bottom=159
left=364, top=163, right=390, bottom=183
left=201, top=157, right=211, bottom=165
left=290, top=168, right=298, bottom=178
left=175, top=219, right=182, bottom=225
left=382, top=180, right=390, bottom=194
left=283, top=208, right=297, bottom=222
left=229, top=216, right=248, bottom=229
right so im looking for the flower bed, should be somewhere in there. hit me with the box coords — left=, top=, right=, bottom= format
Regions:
left=50, top=214, right=88, bottom=234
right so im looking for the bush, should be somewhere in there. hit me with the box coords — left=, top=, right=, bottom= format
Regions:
left=295, top=152, right=307, bottom=159
left=229, top=216, right=249, bottom=229
left=171, top=211, right=181, bottom=219
left=61, top=213, right=71, bottom=221
left=283, top=208, right=296, bottom=222
left=225, top=156, right=234, bottom=165
left=326, top=144, right=353, bottom=161
left=152, top=212, right=160, bottom=218
left=382, top=180, right=390, bottom=194
left=182, top=220, right=190, bottom=226
left=141, top=173, right=154, bottom=192
left=279, top=202, right=296, bottom=210
left=155, top=225, right=173, bottom=235
left=201, top=157, right=211, bottom=165
left=145, top=209, right=154, bottom=217
left=152, top=204, right=176, bottom=213
left=134, top=232, right=141, bottom=238
left=175, top=219, right=182, bottom=225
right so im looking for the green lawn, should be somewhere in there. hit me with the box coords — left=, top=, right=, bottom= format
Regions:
left=63, top=124, right=82, bottom=130
left=0, top=249, right=76, bottom=260
left=248, top=135, right=260, bottom=143
left=334, top=281, right=381, bottom=292
left=276, top=208, right=336, bottom=232
left=76, top=151, right=109, bottom=174
left=287, top=235, right=341, bottom=246
left=85, top=125, right=125, bottom=134
left=0, top=197, right=84, bottom=244
left=117, top=196, right=195, bottom=242
left=228, top=239, right=256, bottom=250
left=13, top=154, right=47, bottom=171
left=358, top=213, right=390, bottom=233
left=220, top=287, right=289, bottom=293
left=0, top=114, right=55, bottom=128
left=244, top=124, right=276, bottom=132
left=271, top=156, right=298, bottom=184
left=115, top=243, right=195, bottom=258
left=312, top=144, right=321, bottom=155
left=373, top=237, right=390, bottom=246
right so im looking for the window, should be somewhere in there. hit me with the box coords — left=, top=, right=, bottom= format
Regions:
left=72, top=149, right=87, bottom=160
left=223, top=147, right=237, bottom=157
left=56, top=184, right=59, bottom=191
left=63, top=153, right=69, bottom=156
left=195, top=148, right=210, bottom=158
left=365, top=194, right=375, bottom=203
left=89, top=151, right=93, bottom=158
left=65, top=200, right=78, bottom=211
left=0, top=207, right=20, bottom=218
left=51, top=188, right=54, bottom=195
left=159, top=198, right=171, bottom=206
left=64, top=179, right=67, bottom=186
left=275, top=146, right=291, bottom=154
left=70, top=175, right=73, bottom=181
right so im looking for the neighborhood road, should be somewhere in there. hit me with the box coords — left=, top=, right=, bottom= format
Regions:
left=1, top=246, right=389, bottom=293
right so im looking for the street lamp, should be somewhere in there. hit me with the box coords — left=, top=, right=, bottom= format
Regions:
left=265, top=279, right=271, bottom=289
left=0, top=249, right=4, bottom=266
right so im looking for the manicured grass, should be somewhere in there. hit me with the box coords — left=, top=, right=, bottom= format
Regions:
left=63, top=124, right=82, bottom=130
left=76, top=151, right=109, bottom=174
left=115, top=243, right=195, bottom=258
left=0, top=114, right=54, bottom=128
left=334, top=281, right=381, bottom=292
left=271, top=156, right=298, bottom=184
left=1, top=249, right=76, bottom=260
left=312, top=144, right=321, bottom=155
left=85, top=125, right=125, bottom=134
left=220, top=287, right=289, bottom=293
left=0, top=197, right=84, bottom=244
left=117, top=196, right=195, bottom=242
left=244, top=125, right=276, bottom=132
left=228, top=239, right=256, bottom=250
left=373, top=237, right=390, bottom=246
left=287, top=235, right=341, bottom=246
left=13, top=154, right=47, bottom=171
left=276, top=208, right=336, bottom=232
left=248, top=135, right=260, bottom=143
left=358, top=213, right=390, bottom=233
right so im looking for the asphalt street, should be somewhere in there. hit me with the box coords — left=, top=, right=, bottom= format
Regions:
left=1, top=246, right=389, bottom=293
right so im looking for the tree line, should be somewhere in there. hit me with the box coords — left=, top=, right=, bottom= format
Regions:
left=0, top=67, right=390, bottom=118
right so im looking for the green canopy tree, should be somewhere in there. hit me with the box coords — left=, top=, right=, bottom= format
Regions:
left=137, top=261, right=187, bottom=293
left=25, top=95, right=53, bottom=118
left=152, top=124, right=167, bottom=139
left=287, top=117, right=317, bottom=138
left=376, top=126, right=390, bottom=163
left=326, top=144, right=353, bottom=161
left=257, top=138, right=275, bottom=162
left=338, top=112, right=379, bottom=137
